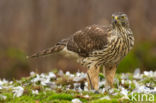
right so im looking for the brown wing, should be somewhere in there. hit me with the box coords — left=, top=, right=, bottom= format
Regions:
left=67, top=25, right=111, bottom=57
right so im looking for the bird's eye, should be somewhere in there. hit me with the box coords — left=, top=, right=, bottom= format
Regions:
left=121, top=16, right=125, bottom=19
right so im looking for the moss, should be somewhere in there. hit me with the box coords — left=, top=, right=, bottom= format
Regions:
left=1, top=72, right=155, bottom=103
left=90, top=98, right=119, bottom=103
left=47, top=93, right=73, bottom=101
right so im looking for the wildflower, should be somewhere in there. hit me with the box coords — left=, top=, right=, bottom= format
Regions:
left=30, top=71, right=35, bottom=76
left=32, top=90, right=39, bottom=95
left=72, top=98, right=82, bottom=103
left=48, top=72, right=56, bottom=79
left=84, top=95, right=89, bottom=98
left=100, top=96, right=110, bottom=100
left=120, top=87, right=128, bottom=96
left=133, top=68, right=142, bottom=79
left=0, top=94, right=7, bottom=100
left=13, top=86, right=24, bottom=97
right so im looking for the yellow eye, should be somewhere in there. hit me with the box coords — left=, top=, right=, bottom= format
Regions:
left=121, top=16, right=125, bottom=19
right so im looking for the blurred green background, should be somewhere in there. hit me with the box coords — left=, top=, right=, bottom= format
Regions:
left=0, top=0, right=156, bottom=79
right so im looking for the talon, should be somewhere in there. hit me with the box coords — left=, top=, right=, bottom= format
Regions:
left=87, top=73, right=94, bottom=90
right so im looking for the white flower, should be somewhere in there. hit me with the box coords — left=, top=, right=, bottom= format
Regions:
left=73, top=83, right=82, bottom=92
left=100, top=88, right=106, bottom=94
left=66, top=71, right=75, bottom=78
left=65, top=71, right=70, bottom=76
left=153, top=71, right=156, bottom=78
left=58, top=70, right=64, bottom=76
left=133, top=80, right=139, bottom=88
left=9, top=81, right=13, bottom=84
left=40, top=73, right=46, bottom=78
left=134, top=68, right=140, bottom=75
left=100, top=96, right=110, bottom=100
left=73, top=83, right=80, bottom=88
left=72, top=98, right=82, bottom=103
left=120, top=87, right=128, bottom=96
left=112, top=92, right=118, bottom=96
left=58, top=85, right=62, bottom=88
left=120, top=95, right=129, bottom=100
left=0, top=79, right=8, bottom=85
left=13, top=86, right=24, bottom=97
left=31, top=74, right=40, bottom=83
left=73, top=76, right=84, bottom=82
left=133, top=85, right=151, bottom=93
left=0, top=81, right=2, bottom=86
left=99, top=80, right=106, bottom=88
left=46, top=82, right=57, bottom=89
left=0, top=94, right=7, bottom=100
left=32, top=90, right=39, bottom=95
left=141, top=86, right=151, bottom=93
left=84, top=95, right=89, bottom=98
left=109, top=88, right=114, bottom=94
left=128, top=80, right=132, bottom=84
left=69, top=74, right=75, bottom=78
left=48, top=72, right=56, bottom=79
left=121, top=73, right=129, bottom=79
left=41, top=78, right=50, bottom=86
left=133, top=73, right=142, bottom=79
left=30, top=71, right=35, bottom=76
left=150, top=87, right=156, bottom=94
left=144, top=71, right=155, bottom=77
left=76, top=72, right=81, bottom=77
left=105, top=85, right=111, bottom=90
left=121, top=80, right=125, bottom=84
left=84, top=82, right=88, bottom=91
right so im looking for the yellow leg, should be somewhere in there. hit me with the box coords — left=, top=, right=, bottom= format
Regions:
left=87, top=66, right=100, bottom=90
left=104, top=65, right=116, bottom=88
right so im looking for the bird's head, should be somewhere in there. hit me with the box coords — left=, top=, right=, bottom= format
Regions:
left=112, top=12, right=129, bottom=28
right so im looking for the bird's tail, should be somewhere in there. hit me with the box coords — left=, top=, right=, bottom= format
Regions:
left=26, top=45, right=64, bottom=59
left=27, top=39, right=68, bottom=59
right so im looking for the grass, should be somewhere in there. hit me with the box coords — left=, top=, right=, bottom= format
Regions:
left=0, top=70, right=156, bottom=103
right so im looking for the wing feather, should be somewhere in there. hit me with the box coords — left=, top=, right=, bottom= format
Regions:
left=67, top=25, right=111, bottom=57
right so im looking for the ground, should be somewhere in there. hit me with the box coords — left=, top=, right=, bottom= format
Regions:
left=0, top=69, right=156, bottom=103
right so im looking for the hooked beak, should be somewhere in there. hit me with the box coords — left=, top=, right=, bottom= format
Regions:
left=113, top=16, right=118, bottom=24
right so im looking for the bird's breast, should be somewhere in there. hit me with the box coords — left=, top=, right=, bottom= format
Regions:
left=90, top=35, right=133, bottom=65
left=106, top=33, right=134, bottom=64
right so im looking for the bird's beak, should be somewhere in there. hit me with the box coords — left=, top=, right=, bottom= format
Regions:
left=114, top=16, right=118, bottom=20
left=113, top=16, right=118, bottom=24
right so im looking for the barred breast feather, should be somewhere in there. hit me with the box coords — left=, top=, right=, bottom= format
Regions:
left=77, top=25, right=134, bottom=68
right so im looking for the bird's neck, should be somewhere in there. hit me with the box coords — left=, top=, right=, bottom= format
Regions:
left=114, top=25, right=131, bottom=39
left=113, top=25, right=134, bottom=51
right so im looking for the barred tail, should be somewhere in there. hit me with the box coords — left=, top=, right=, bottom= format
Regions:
left=27, top=45, right=65, bottom=59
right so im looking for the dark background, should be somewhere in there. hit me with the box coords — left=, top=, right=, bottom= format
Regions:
left=0, top=0, right=156, bottom=79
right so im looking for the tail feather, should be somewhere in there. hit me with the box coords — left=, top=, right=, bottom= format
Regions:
left=27, top=45, right=65, bottom=59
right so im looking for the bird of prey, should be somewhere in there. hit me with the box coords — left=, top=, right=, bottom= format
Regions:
left=27, top=12, right=134, bottom=91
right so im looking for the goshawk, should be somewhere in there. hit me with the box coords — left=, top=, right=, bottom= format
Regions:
left=28, top=12, right=134, bottom=90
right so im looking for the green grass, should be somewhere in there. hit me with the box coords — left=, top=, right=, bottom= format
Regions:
left=0, top=71, right=156, bottom=103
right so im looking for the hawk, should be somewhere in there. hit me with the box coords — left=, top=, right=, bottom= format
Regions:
left=27, top=12, right=134, bottom=91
